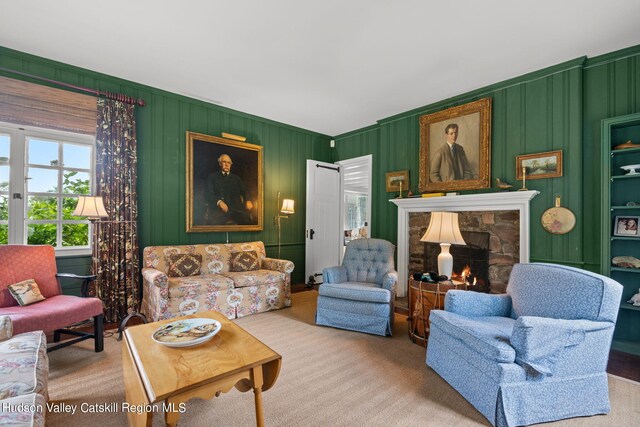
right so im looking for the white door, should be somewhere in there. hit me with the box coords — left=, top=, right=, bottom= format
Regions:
left=305, top=159, right=342, bottom=285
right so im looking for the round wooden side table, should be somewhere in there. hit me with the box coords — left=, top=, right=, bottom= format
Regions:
left=407, top=278, right=468, bottom=347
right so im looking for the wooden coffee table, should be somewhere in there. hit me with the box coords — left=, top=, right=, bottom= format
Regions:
left=122, top=311, right=281, bottom=427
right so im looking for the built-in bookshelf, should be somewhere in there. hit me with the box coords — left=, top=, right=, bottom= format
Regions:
left=601, top=112, right=640, bottom=356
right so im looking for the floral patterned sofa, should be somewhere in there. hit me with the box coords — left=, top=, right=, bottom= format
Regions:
left=0, top=316, right=48, bottom=427
left=141, top=241, right=294, bottom=322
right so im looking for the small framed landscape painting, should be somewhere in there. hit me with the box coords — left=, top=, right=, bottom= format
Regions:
left=516, top=150, right=563, bottom=180
left=385, top=170, right=409, bottom=192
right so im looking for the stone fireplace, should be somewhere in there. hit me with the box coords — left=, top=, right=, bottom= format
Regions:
left=390, top=190, right=539, bottom=297
left=413, top=211, right=519, bottom=293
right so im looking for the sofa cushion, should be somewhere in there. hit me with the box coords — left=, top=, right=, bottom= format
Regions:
left=166, top=254, right=202, bottom=277
left=230, top=251, right=260, bottom=272
left=0, top=295, right=103, bottom=335
left=165, top=275, right=236, bottom=318
left=167, top=275, right=235, bottom=300
left=7, top=279, right=46, bottom=306
left=0, top=331, right=48, bottom=400
left=429, top=310, right=517, bottom=363
left=221, top=270, right=286, bottom=288
left=319, top=282, right=391, bottom=304
left=224, top=242, right=266, bottom=266
left=0, top=393, right=46, bottom=427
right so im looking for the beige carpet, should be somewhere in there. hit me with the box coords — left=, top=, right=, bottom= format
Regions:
left=48, top=291, right=639, bottom=426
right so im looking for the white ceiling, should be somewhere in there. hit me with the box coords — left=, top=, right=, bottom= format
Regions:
left=1, top=1, right=639, bottom=136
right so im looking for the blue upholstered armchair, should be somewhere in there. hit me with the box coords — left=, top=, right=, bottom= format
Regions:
left=315, top=238, right=397, bottom=336
left=426, top=263, right=623, bottom=427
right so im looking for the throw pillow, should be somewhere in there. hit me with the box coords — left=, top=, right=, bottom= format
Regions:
left=7, top=279, right=46, bottom=306
left=166, top=254, right=202, bottom=277
left=230, top=251, right=260, bottom=272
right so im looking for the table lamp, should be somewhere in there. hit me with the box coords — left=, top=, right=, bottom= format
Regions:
left=420, top=211, right=466, bottom=279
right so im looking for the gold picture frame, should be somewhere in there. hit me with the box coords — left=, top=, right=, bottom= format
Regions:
left=186, top=131, right=263, bottom=232
left=516, top=150, right=563, bottom=180
left=385, top=170, right=409, bottom=192
left=419, top=98, right=492, bottom=192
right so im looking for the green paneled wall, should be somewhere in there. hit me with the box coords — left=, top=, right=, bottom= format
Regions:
left=1, top=46, right=332, bottom=285
left=335, top=46, right=640, bottom=274
left=55, top=255, right=92, bottom=297
left=2, top=43, right=640, bottom=288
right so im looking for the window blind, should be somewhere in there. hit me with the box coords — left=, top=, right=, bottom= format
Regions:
left=0, top=75, right=97, bottom=135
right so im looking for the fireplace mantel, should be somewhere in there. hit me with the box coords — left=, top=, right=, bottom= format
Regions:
left=390, top=190, right=539, bottom=297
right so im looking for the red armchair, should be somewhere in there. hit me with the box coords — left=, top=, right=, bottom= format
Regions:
left=0, top=245, right=104, bottom=352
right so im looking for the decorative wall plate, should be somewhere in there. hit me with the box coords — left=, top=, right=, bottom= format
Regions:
left=541, top=196, right=576, bottom=235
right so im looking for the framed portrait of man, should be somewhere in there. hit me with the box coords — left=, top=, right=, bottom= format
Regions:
left=186, top=131, right=263, bottom=232
left=418, top=98, right=492, bottom=192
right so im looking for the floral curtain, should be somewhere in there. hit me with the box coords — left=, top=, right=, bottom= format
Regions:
left=94, top=98, right=139, bottom=322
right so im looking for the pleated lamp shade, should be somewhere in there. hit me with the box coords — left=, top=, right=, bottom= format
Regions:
left=73, top=196, right=108, bottom=220
left=280, top=199, right=295, bottom=215
left=420, top=212, right=466, bottom=245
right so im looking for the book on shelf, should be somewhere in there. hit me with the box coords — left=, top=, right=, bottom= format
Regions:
left=422, top=192, right=445, bottom=198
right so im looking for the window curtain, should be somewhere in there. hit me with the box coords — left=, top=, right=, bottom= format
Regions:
left=94, top=98, right=139, bottom=322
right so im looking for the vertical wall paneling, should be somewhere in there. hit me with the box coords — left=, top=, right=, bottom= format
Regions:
left=2, top=45, right=640, bottom=288
left=0, top=46, right=331, bottom=285
left=335, top=58, right=591, bottom=270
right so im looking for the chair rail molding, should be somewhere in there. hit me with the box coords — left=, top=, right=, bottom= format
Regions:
left=390, top=190, right=540, bottom=297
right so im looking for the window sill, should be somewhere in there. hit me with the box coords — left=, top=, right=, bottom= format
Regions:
left=55, top=248, right=91, bottom=257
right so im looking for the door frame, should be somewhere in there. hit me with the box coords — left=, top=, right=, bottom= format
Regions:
left=336, top=154, right=373, bottom=256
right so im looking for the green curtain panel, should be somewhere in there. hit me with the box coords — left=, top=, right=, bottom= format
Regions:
left=95, top=99, right=140, bottom=322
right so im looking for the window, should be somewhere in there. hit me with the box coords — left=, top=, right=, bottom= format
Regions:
left=0, top=122, right=95, bottom=255
left=337, top=155, right=372, bottom=245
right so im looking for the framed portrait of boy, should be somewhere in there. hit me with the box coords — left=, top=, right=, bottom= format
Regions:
left=418, top=98, right=492, bottom=192
left=186, top=132, right=263, bottom=232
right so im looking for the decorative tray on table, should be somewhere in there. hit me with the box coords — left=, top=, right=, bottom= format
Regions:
left=151, top=318, right=221, bottom=348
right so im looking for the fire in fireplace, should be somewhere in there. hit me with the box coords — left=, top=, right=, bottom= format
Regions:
left=423, top=231, right=490, bottom=292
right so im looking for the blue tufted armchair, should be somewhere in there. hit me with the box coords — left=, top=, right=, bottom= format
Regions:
left=315, top=238, right=397, bottom=336
left=426, top=263, right=623, bottom=427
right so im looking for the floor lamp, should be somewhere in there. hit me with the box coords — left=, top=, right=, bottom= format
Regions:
left=420, top=211, right=466, bottom=280
left=72, top=195, right=108, bottom=298
left=274, top=191, right=294, bottom=259
left=74, top=195, right=147, bottom=339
